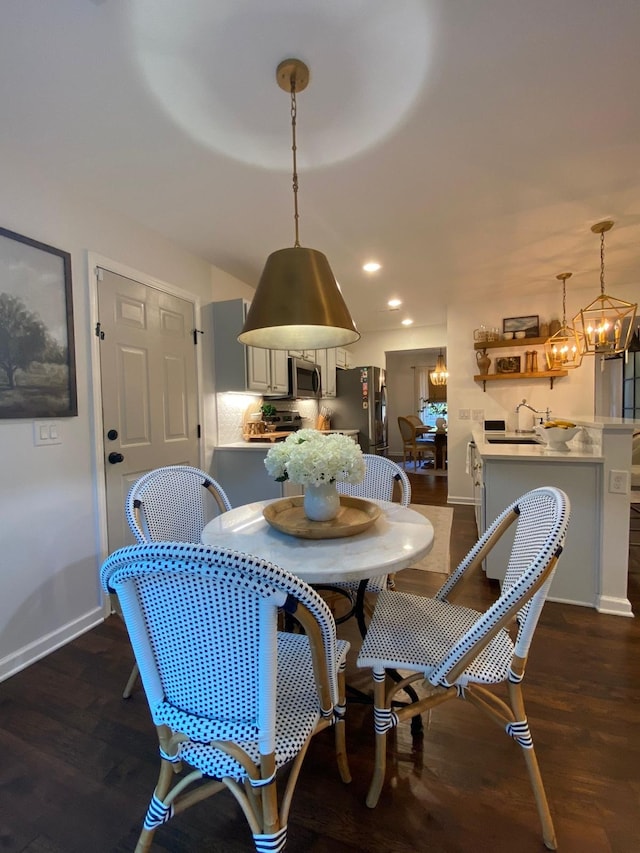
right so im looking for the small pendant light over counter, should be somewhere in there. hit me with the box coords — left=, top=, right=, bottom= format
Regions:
left=544, top=272, right=584, bottom=369
left=239, top=59, right=360, bottom=350
left=573, top=220, right=637, bottom=356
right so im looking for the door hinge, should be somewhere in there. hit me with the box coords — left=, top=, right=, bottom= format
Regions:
left=192, top=328, right=204, bottom=345
left=197, top=424, right=202, bottom=439
left=95, top=322, right=105, bottom=340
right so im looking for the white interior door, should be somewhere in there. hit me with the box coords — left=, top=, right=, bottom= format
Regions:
left=97, top=268, right=200, bottom=551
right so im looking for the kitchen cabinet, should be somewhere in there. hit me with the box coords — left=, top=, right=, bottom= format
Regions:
left=316, top=347, right=337, bottom=397
left=481, top=455, right=599, bottom=607
left=469, top=420, right=634, bottom=617
left=288, top=349, right=317, bottom=362
left=473, top=337, right=567, bottom=390
left=213, top=298, right=288, bottom=395
left=336, top=348, right=351, bottom=369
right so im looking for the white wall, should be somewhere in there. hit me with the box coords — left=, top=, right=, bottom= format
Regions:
left=0, top=153, right=252, bottom=680
left=348, top=324, right=446, bottom=368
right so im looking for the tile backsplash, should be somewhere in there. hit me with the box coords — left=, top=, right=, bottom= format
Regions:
left=216, top=394, right=319, bottom=445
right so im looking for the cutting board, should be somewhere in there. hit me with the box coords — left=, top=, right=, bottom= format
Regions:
left=242, top=431, right=295, bottom=442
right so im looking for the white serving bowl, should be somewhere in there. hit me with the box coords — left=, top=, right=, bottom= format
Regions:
left=536, top=425, right=580, bottom=450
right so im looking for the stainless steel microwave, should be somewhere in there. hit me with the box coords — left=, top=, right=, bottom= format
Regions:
left=288, top=357, right=321, bottom=399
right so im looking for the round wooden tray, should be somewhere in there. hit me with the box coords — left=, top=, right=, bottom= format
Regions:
left=263, top=495, right=381, bottom=540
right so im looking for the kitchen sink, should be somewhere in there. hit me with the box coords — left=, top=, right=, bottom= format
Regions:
left=487, top=437, right=541, bottom=445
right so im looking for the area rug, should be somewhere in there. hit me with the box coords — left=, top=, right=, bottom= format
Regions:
left=407, top=504, right=453, bottom=574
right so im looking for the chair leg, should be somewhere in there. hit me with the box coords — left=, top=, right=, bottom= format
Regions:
left=135, top=760, right=175, bottom=852
left=366, top=668, right=395, bottom=808
left=334, top=665, right=352, bottom=783
left=123, top=661, right=139, bottom=699
left=508, top=681, right=557, bottom=850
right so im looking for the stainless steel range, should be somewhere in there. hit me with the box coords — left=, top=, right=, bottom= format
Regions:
left=267, top=410, right=302, bottom=432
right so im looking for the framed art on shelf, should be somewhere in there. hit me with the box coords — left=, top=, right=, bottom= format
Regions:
left=495, top=356, right=521, bottom=374
left=503, top=315, right=539, bottom=338
left=0, top=227, right=77, bottom=419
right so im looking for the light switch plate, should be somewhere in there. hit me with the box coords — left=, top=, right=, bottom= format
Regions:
left=33, top=421, right=62, bottom=446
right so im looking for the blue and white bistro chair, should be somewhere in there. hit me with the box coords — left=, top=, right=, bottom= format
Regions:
left=325, top=454, right=411, bottom=637
left=119, top=465, right=232, bottom=699
left=125, top=464, right=231, bottom=545
left=101, top=542, right=351, bottom=853
left=357, top=486, right=570, bottom=850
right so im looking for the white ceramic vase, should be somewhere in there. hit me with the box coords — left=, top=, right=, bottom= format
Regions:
left=303, top=480, right=340, bottom=522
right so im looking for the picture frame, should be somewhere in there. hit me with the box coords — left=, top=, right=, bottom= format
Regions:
left=0, top=227, right=77, bottom=418
left=503, top=314, right=539, bottom=337
left=495, top=356, right=521, bottom=374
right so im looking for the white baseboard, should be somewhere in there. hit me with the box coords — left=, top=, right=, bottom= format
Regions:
left=595, top=595, right=634, bottom=617
left=0, top=607, right=105, bottom=682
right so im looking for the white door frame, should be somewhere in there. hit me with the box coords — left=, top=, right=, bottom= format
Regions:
left=87, top=252, right=205, bottom=608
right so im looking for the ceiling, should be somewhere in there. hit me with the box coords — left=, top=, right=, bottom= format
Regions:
left=2, top=0, right=639, bottom=335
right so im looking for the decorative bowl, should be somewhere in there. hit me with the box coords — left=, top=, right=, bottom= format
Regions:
left=536, top=425, right=580, bottom=450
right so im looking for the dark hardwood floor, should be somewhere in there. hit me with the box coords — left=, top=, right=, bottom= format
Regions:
left=1, top=474, right=638, bottom=852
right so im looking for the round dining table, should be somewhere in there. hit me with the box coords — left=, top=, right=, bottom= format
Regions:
left=201, top=497, right=434, bottom=636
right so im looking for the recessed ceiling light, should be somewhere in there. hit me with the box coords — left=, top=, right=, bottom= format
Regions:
left=388, top=299, right=402, bottom=309
left=401, top=318, right=413, bottom=326
left=363, top=261, right=382, bottom=273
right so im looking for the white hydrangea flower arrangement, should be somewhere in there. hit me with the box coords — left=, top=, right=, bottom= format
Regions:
left=264, top=429, right=366, bottom=486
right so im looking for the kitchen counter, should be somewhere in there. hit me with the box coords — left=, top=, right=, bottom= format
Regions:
left=217, top=428, right=360, bottom=450
left=470, top=419, right=635, bottom=617
left=471, top=424, right=604, bottom=462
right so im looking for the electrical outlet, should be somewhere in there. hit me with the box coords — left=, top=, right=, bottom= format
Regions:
left=459, top=409, right=470, bottom=420
left=472, top=409, right=484, bottom=422
left=609, top=470, right=630, bottom=494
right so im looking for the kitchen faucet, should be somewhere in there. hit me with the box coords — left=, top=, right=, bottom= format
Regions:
left=515, top=399, right=551, bottom=432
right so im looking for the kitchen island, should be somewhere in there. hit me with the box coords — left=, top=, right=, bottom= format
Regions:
left=471, top=418, right=635, bottom=616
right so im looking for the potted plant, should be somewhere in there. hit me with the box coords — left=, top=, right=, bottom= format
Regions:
left=261, top=403, right=277, bottom=423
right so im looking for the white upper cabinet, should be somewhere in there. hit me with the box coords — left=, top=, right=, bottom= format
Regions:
left=213, top=298, right=289, bottom=396
left=336, top=347, right=351, bottom=369
left=316, top=348, right=337, bottom=397
left=288, top=349, right=317, bottom=362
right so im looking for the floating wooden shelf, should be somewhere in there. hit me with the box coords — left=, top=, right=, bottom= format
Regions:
left=474, top=336, right=548, bottom=350
left=474, top=370, right=568, bottom=391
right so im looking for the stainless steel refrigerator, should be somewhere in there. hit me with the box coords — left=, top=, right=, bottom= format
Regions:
left=331, top=366, right=388, bottom=454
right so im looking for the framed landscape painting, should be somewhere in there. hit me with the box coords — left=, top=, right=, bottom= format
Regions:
left=0, top=227, right=77, bottom=418
left=503, top=315, right=539, bottom=337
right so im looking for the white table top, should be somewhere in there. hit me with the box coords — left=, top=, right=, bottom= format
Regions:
left=201, top=498, right=434, bottom=584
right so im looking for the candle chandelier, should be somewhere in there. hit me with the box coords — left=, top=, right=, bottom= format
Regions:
left=543, top=272, right=584, bottom=370
left=430, top=350, right=448, bottom=386
left=573, top=220, right=637, bottom=356
left=239, top=59, right=360, bottom=350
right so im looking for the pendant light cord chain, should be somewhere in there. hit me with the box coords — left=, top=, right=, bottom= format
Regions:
left=290, top=85, right=301, bottom=248
left=600, top=230, right=606, bottom=295
left=562, top=280, right=567, bottom=324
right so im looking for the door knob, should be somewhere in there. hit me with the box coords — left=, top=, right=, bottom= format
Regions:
left=108, top=452, right=124, bottom=464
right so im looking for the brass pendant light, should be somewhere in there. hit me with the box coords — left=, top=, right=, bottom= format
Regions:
left=573, top=220, right=637, bottom=356
left=429, top=350, right=448, bottom=386
left=543, top=272, right=584, bottom=369
left=239, top=59, right=360, bottom=350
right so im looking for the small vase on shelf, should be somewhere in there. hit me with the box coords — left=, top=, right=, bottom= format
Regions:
left=303, top=480, right=340, bottom=521
left=476, top=350, right=491, bottom=374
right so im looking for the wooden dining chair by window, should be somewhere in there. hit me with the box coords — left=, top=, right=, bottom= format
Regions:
left=398, top=416, right=435, bottom=470
left=357, top=486, right=570, bottom=850
left=119, top=465, right=232, bottom=698
left=101, top=541, right=351, bottom=853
